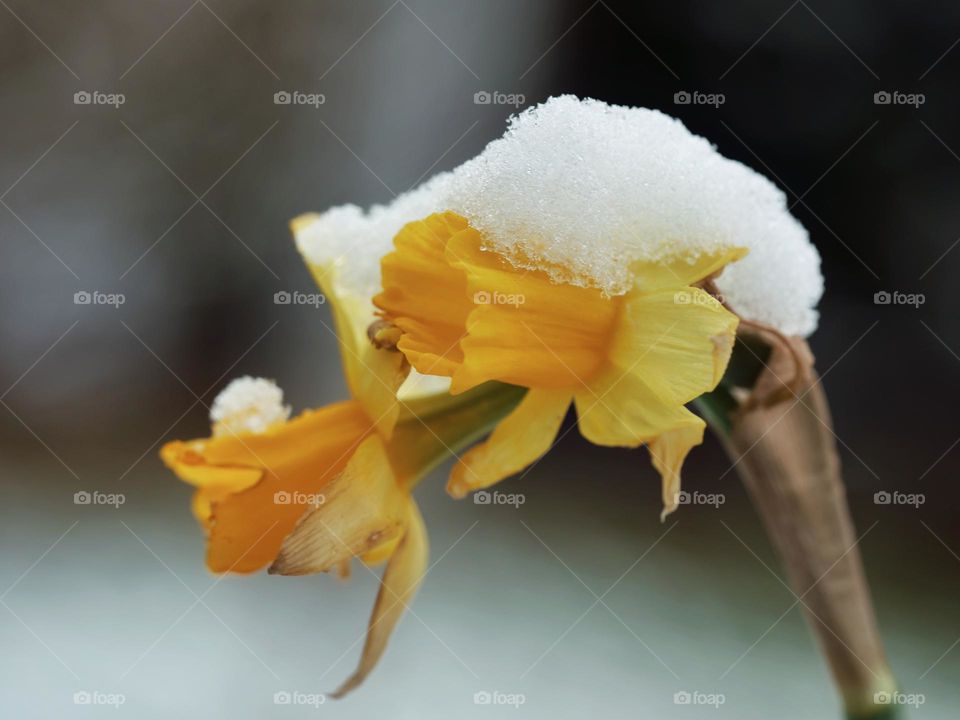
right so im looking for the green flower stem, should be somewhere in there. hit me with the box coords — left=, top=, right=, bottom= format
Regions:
left=693, top=385, right=737, bottom=436
left=389, top=382, right=526, bottom=486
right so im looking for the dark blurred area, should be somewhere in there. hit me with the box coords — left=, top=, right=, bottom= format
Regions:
left=1, top=1, right=958, bottom=718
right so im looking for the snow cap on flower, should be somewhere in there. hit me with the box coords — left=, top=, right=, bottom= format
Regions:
left=447, top=96, right=823, bottom=337
left=294, top=171, right=457, bottom=299
left=210, top=376, right=291, bottom=435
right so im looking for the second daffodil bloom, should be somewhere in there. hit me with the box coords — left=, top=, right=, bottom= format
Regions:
left=160, top=203, right=523, bottom=696
left=375, top=211, right=745, bottom=516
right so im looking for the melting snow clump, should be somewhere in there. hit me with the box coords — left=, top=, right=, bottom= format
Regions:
left=448, top=96, right=823, bottom=336
left=295, top=96, right=823, bottom=336
left=210, top=376, right=291, bottom=435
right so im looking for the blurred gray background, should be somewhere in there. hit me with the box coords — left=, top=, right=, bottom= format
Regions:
left=1, top=1, right=958, bottom=718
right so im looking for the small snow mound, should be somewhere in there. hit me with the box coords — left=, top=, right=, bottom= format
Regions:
left=294, top=171, right=457, bottom=299
left=210, top=376, right=291, bottom=435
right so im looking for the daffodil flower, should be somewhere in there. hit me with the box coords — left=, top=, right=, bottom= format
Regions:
left=161, top=212, right=523, bottom=695
left=374, top=211, right=746, bottom=516
left=158, top=95, right=892, bottom=718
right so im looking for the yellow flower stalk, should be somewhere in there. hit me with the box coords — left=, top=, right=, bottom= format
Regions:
left=374, top=211, right=745, bottom=516
left=161, top=212, right=523, bottom=696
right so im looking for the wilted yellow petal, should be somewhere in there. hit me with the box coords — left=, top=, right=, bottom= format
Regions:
left=269, top=435, right=408, bottom=576
left=649, top=421, right=706, bottom=520
left=361, top=534, right=402, bottom=566
left=332, top=499, right=428, bottom=698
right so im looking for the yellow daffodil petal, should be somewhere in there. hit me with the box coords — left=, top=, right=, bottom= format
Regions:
left=160, top=442, right=263, bottom=489
left=161, top=441, right=262, bottom=530
left=292, top=214, right=409, bottom=439
left=445, top=225, right=618, bottom=393
left=374, top=212, right=474, bottom=377
left=447, top=388, right=572, bottom=498
left=161, top=400, right=372, bottom=574
left=332, top=498, right=428, bottom=699
left=649, top=422, right=706, bottom=520
left=190, top=487, right=235, bottom=529
left=572, top=284, right=736, bottom=515
left=573, top=284, right=736, bottom=446
left=191, top=492, right=214, bottom=527
left=574, top=375, right=706, bottom=517
left=573, top=369, right=701, bottom=447
left=269, top=435, right=408, bottom=576
left=314, top=282, right=407, bottom=440
left=610, top=287, right=740, bottom=405
left=630, top=247, right=748, bottom=292
left=342, top=333, right=408, bottom=440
